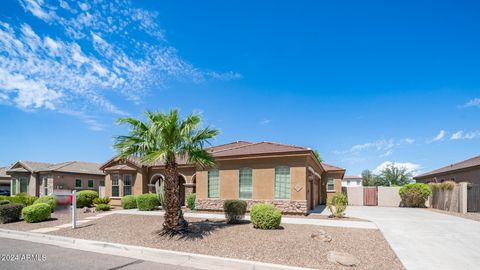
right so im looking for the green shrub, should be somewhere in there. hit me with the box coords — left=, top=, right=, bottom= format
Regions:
left=224, top=200, right=247, bottom=224
left=0, top=200, right=10, bottom=205
left=0, top=195, right=38, bottom=206
left=136, top=193, right=160, bottom=211
left=93, top=197, right=111, bottom=205
left=95, top=204, right=111, bottom=211
left=121, top=195, right=137, bottom=209
left=34, top=195, right=56, bottom=213
left=0, top=203, right=23, bottom=224
left=327, top=193, right=348, bottom=218
left=76, top=190, right=99, bottom=208
left=22, top=203, right=51, bottom=223
left=187, top=193, right=196, bottom=210
left=399, top=183, right=432, bottom=207
left=250, top=203, right=282, bottom=230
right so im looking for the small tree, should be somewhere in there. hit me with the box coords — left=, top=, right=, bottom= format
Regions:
left=313, top=150, right=323, bottom=162
left=379, top=163, right=413, bottom=186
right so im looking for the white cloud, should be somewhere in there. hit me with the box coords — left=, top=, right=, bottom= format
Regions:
left=373, top=161, right=421, bottom=175
left=403, top=138, right=415, bottom=144
left=431, top=130, right=446, bottom=142
left=464, top=98, right=480, bottom=108
left=1, top=0, right=240, bottom=129
left=450, top=130, right=480, bottom=140
left=260, top=119, right=271, bottom=125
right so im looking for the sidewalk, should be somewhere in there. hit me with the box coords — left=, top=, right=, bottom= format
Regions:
left=0, top=228, right=315, bottom=270
left=115, top=209, right=377, bottom=229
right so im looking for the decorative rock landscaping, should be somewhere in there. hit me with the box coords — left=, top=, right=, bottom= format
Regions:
left=196, top=199, right=308, bottom=214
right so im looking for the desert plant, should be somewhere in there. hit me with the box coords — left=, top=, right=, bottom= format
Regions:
left=250, top=203, right=282, bottom=230
left=121, top=195, right=137, bottom=209
left=93, top=197, right=111, bottom=205
left=137, top=193, right=160, bottom=211
left=0, top=200, right=10, bottom=205
left=76, top=190, right=99, bottom=208
left=223, top=200, right=247, bottom=224
left=0, top=203, right=23, bottom=224
left=114, top=109, right=219, bottom=233
left=439, top=181, right=456, bottom=190
left=34, top=195, right=56, bottom=213
left=399, top=183, right=432, bottom=207
left=95, top=204, right=111, bottom=211
left=22, top=203, right=51, bottom=223
left=327, top=193, right=348, bottom=218
left=186, top=193, right=196, bottom=210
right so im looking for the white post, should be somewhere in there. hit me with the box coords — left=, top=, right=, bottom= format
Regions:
left=71, top=190, right=77, bottom=229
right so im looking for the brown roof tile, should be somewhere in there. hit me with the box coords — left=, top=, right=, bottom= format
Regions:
left=321, top=162, right=345, bottom=172
left=212, top=141, right=309, bottom=157
left=415, top=155, right=480, bottom=179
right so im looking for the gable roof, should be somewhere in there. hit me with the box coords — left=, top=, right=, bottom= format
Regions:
left=6, top=161, right=104, bottom=175
left=415, top=155, right=480, bottom=179
left=321, top=162, right=345, bottom=172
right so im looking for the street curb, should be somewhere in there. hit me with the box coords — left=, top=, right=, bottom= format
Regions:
left=0, top=228, right=316, bottom=270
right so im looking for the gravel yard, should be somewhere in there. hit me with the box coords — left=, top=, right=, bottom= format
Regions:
left=0, top=207, right=97, bottom=231
left=428, top=208, right=480, bottom=222
left=50, top=213, right=403, bottom=269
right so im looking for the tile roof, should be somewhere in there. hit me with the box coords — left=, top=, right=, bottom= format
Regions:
left=7, top=161, right=104, bottom=175
left=0, top=167, right=10, bottom=178
left=211, top=141, right=310, bottom=157
left=208, top=141, right=253, bottom=152
left=104, top=164, right=138, bottom=171
left=415, top=155, right=480, bottom=178
left=321, top=163, right=345, bottom=172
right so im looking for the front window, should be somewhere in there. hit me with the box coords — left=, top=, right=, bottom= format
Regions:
left=208, top=169, right=219, bottom=198
left=99, top=180, right=105, bottom=187
left=239, top=168, right=253, bottom=199
left=88, top=180, right=94, bottom=189
left=20, top=177, right=28, bottom=193
left=43, top=177, right=48, bottom=195
left=112, top=174, right=119, bottom=197
left=75, top=179, right=82, bottom=188
left=327, top=177, right=335, bottom=192
left=275, top=166, right=291, bottom=199
left=123, top=175, right=132, bottom=196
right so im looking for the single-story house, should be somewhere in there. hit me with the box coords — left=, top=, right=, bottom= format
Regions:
left=414, top=155, right=480, bottom=184
left=100, top=141, right=345, bottom=214
left=6, top=161, right=105, bottom=197
left=342, top=175, right=363, bottom=187
left=0, top=167, right=11, bottom=193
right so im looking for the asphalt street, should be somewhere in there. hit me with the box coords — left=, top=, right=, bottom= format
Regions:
left=0, top=238, right=199, bottom=270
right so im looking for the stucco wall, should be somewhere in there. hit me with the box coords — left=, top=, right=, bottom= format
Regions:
left=195, top=156, right=307, bottom=201
left=324, top=172, right=343, bottom=202
left=430, top=183, right=468, bottom=213
left=377, top=186, right=401, bottom=207
left=345, top=187, right=363, bottom=206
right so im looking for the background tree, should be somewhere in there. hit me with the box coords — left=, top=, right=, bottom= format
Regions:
left=361, top=170, right=380, bottom=186
left=313, top=150, right=323, bottom=162
left=114, top=109, right=219, bottom=233
left=379, top=163, right=413, bottom=186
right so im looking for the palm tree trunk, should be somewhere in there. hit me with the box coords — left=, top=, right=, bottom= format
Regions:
left=163, top=162, right=188, bottom=232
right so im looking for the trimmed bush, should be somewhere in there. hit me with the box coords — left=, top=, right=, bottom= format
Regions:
left=93, top=197, right=111, bottom=205
left=76, top=190, right=99, bottom=208
left=121, top=195, right=137, bottom=209
left=34, top=195, right=56, bottom=213
left=0, top=195, right=38, bottom=206
left=0, top=200, right=10, bottom=205
left=250, top=203, right=282, bottom=230
left=224, top=200, right=247, bottom=224
left=22, top=203, right=51, bottom=223
left=327, top=193, right=348, bottom=218
left=187, top=193, right=196, bottom=210
left=95, top=204, right=111, bottom=211
left=137, top=193, right=160, bottom=211
left=0, top=203, right=23, bottom=224
left=399, top=183, right=432, bottom=208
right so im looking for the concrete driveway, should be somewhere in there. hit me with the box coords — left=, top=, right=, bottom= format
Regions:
left=344, top=206, right=480, bottom=270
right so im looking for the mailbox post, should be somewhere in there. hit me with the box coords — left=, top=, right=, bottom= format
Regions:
left=71, top=190, right=77, bottom=229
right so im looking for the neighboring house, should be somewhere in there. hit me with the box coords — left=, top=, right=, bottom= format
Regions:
left=342, top=175, right=363, bottom=187
left=100, top=141, right=345, bottom=214
left=0, top=167, right=11, bottom=192
left=6, top=161, right=105, bottom=197
left=414, top=155, right=480, bottom=184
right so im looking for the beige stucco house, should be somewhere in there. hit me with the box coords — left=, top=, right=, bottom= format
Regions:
left=100, top=141, right=345, bottom=214
left=0, top=167, right=11, bottom=193
left=6, top=161, right=105, bottom=197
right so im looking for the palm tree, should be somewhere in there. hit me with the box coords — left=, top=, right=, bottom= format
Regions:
left=113, top=109, right=219, bottom=233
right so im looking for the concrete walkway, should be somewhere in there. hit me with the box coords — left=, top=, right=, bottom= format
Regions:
left=343, top=206, right=480, bottom=270
left=115, top=209, right=377, bottom=229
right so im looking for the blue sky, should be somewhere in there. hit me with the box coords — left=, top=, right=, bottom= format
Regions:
left=0, top=0, right=479, bottom=176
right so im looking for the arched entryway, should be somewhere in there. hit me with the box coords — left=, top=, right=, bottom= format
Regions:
left=149, top=173, right=186, bottom=206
